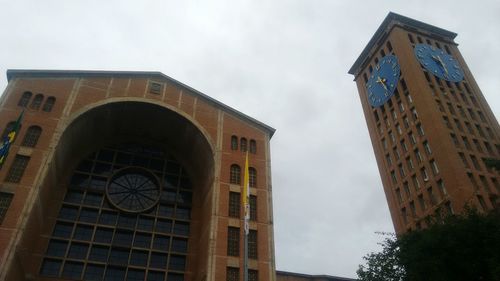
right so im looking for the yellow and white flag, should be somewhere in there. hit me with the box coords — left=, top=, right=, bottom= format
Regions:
left=242, top=151, right=250, bottom=235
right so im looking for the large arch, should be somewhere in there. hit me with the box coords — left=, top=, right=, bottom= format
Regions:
left=6, top=100, right=216, bottom=281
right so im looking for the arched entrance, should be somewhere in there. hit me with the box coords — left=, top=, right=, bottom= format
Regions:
left=12, top=101, right=215, bottom=281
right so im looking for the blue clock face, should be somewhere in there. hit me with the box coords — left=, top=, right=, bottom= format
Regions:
left=366, top=55, right=401, bottom=107
left=414, top=44, right=464, bottom=82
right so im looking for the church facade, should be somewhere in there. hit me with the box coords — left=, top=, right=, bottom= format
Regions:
left=0, top=70, right=276, bottom=281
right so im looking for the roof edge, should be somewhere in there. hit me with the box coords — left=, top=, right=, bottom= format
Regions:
left=276, top=270, right=357, bottom=281
left=348, top=12, right=457, bottom=77
left=6, top=69, right=276, bottom=137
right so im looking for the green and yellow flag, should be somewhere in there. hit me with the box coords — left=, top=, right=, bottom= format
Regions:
left=0, top=110, right=24, bottom=167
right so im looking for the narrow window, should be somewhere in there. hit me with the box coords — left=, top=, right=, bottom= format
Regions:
left=250, top=195, right=257, bottom=221
left=231, top=136, right=238, bottom=150
left=249, top=167, right=257, bottom=188
left=428, top=187, right=438, bottom=205
left=437, top=179, right=447, bottom=195
left=418, top=195, right=426, bottom=211
left=412, top=175, right=420, bottom=190
left=476, top=195, right=487, bottom=211
left=473, top=139, right=483, bottom=152
left=470, top=155, right=481, bottom=170
left=18, top=91, right=32, bottom=107
left=410, top=201, right=417, bottom=217
left=5, top=155, right=30, bottom=183
left=390, top=171, right=397, bottom=184
left=415, top=148, right=423, bottom=163
left=430, top=160, right=439, bottom=175
left=249, top=139, right=257, bottom=154
left=42, top=97, right=56, bottom=112
left=22, top=126, right=42, bottom=147
left=0, top=192, right=14, bottom=224
left=416, top=124, right=425, bottom=136
left=459, top=153, right=470, bottom=168
left=249, top=270, right=259, bottom=281
left=228, top=192, right=240, bottom=218
left=30, top=94, right=44, bottom=110
left=240, top=138, right=247, bottom=152
left=468, top=173, right=478, bottom=189
left=227, top=267, right=239, bottom=281
left=230, top=165, right=241, bottom=184
left=423, top=141, right=432, bottom=155
left=248, top=230, right=258, bottom=259
left=462, top=137, right=471, bottom=150
left=396, top=188, right=403, bottom=204
left=479, top=176, right=490, bottom=193
left=403, top=182, right=411, bottom=198
left=421, top=167, right=429, bottom=182
left=402, top=208, right=408, bottom=224
left=227, top=227, right=240, bottom=256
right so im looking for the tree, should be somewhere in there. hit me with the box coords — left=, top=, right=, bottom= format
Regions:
left=357, top=210, right=500, bottom=281
left=357, top=233, right=405, bottom=281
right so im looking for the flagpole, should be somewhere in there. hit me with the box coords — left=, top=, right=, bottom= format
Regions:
left=242, top=151, right=250, bottom=281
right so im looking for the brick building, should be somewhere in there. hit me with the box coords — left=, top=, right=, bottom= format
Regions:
left=0, top=70, right=277, bottom=281
left=349, top=13, right=500, bottom=233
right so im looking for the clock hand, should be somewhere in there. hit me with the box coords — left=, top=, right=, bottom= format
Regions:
left=376, top=76, right=390, bottom=96
left=432, top=55, right=449, bottom=77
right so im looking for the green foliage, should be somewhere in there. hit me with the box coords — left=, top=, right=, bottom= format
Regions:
left=357, top=210, right=500, bottom=281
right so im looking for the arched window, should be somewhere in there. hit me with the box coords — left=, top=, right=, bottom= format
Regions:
left=249, top=140, right=257, bottom=154
left=231, top=136, right=238, bottom=150
left=30, top=94, right=44, bottom=110
left=240, top=138, right=247, bottom=152
left=18, top=92, right=32, bottom=107
left=42, top=96, right=56, bottom=112
left=22, top=126, right=42, bottom=147
left=249, top=167, right=257, bottom=187
left=230, top=164, right=241, bottom=184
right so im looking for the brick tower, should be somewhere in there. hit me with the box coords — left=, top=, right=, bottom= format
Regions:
left=349, top=13, right=499, bottom=234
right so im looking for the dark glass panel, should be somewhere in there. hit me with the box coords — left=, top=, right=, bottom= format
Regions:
left=88, top=245, right=109, bottom=262
left=46, top=240, right=68, bottom=257
left=126, top=269, right=145, bottom=281
left=173, top=222, right=189, bottom=236
left=79, top=208, right=99, bottom=223
left=61, top=261, right=83, bottom=279
left=158, top=204, right=174, bottom=217
left=73, top=224, right=94, bottom=241
left=130, top=250, right=149, bottom=267
left=84, top=192, right=103, bottom=207
left=67, top=242, right=89, bottom=259
left=84, top=264, right=105, bottom=281
left=93, top=162, right=112, bottom=176
left=58, top=205, right=79, bottom=221
left=94, top=227, right=113, bottom=244
left=169, top=255, right=186, bottom=271
left=64, top=190, right=84, bottom=204
left=171, top=238, right=188, bottom=253
left=153, top=235, right=170, bottom=250
left=117, top=213, right=137, bottom=229
left=104, top=266, right=126, bottom=281
left=133, top=232, right=152, bottom=248
left=52, top=222, right=74, bottom=238
left=99, top=210, right=118, bottom=226
left=40, top=259, right=62, bottom=277
left=155, top=219, right=172, bottom=234
left=70, top=173, right=90, bottom=189
left=113, top=229, right=133, bottom=247
left=137, top=216, right=154, bottom=231
left=109, top=248, right=130, bottom=265
left=147, top=271, right=165, bottom=281
left=175, top=207, right=190, bottom=219
left=149, top=252, right=167, bottom=268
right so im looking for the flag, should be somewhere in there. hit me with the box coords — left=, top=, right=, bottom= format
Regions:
left=0, top=110, right=24, bottom=167
left=242, top=151, right=250, bottom=235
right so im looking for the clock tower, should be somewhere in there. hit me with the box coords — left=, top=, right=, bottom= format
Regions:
left=349, top=12, right=500, bottom=234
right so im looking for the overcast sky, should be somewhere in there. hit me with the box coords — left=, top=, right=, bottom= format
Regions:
left=1, top=0, right=499, bottom=279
